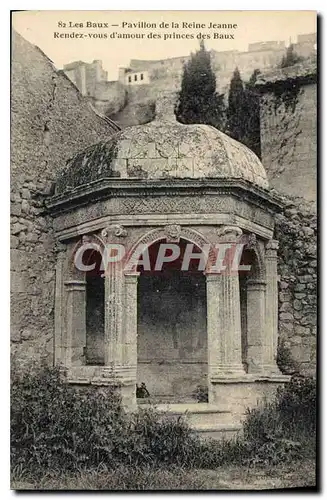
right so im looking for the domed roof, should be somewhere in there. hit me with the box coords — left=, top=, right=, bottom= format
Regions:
left=56, top=92, right=269, bottom=194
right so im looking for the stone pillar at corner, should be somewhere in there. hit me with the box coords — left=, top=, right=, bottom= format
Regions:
left=265, top=239, right=281, bottom=374
left=246, top=279, right=267, bottom=373
left=102, top=225, right=126, bottom=370
left=64, top=280, right=86, bottom=367
left=206, top=226, right=246, bottom=384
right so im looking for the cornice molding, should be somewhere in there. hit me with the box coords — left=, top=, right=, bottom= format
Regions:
left=46, top=178, right=284, bottom=216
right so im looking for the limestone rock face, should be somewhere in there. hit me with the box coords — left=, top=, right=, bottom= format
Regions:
left=56, top=92, right=269, bottom=193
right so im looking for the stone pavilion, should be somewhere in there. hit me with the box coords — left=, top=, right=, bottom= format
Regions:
left=47, top=92, right=289, bottom=438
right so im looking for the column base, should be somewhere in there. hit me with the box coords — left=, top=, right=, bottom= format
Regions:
left=247, top=364, right=282, bottom=376
left=210, top=364, right=246, bottom=381
left=209, top=373, right=290, bottom=413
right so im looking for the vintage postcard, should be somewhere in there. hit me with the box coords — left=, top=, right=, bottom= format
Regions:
left=11, top=10, right=317, bottom=491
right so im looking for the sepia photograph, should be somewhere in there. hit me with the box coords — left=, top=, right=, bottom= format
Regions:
left=10, top=10, right=317, bottom=491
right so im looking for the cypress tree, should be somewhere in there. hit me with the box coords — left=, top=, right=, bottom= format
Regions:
left=176, top=41, right=225, bottom=129
left=244, top=69, right=261, bottom=158
left=226, top=68, right=261, bottom=158
left=226, top=67, right=247, bottom=143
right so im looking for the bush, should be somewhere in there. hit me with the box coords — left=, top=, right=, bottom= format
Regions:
left=241, top=375, right=316, bottom=466
left=11, top=364, right=316, bottom=481
left=276, top=339, right=300, bottom=375
left=276, top=374, right=316, bottom=435
left=11, top=364, right=127, bottom=473
left=192, top=385, right=208, bottom=403
left=11, top=365, right=202, bottom=476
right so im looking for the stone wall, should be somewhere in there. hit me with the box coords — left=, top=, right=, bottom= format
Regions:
left=275, top=195, right=317, bottom=374
left=11, top=31, right=117, bottom=367
left=257, top=63, right=317, bottom=202
left=92, top=80, right=126, bottom=116
left=137, top=271, right=207, bottom=397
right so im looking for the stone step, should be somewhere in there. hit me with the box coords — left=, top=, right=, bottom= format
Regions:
left=192, top=423, right=243, bottom=441
left=137, top=396, right=199, bottom=405
left=137, top=402, right=244, bottom=441
left=140, top=402, right=234, bottom=427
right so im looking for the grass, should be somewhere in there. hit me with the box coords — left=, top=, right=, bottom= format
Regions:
left=10, top=365, right=317, bottom=491
left=12, top=459, right=316, bottom=490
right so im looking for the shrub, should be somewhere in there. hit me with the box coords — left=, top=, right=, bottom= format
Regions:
left=276, top=375, right=316, bottom=435
left=11, top=365, right=202, bottom=476
left=192, top=385, right=208, bottom=403
left=11, top=364, right=316, bottom=481
left=276, top=339, right=300, bottom=375
left=241, top=375, right=316, bottom=466
left=11, top=364, right=127, bottom=473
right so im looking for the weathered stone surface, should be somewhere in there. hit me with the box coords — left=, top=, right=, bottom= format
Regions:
left=56, top=92, right=269, bottom=194
left=258, top=65, right=316, bottom=202
left=276, top=196, right=316, bottom=373
left=11, top=30, right=117, bottom=367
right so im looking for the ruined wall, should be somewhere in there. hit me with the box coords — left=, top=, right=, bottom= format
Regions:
left=11, top=31, right=116, bottom=367
left=275, top=195, right=317, bottom=375
left=258, top=66, right=317, bottom=202
left=92, top=80, right=126, bottom=116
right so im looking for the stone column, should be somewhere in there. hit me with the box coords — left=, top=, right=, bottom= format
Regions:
left=123, top=273, right=139, bottom=374
left=64, top=280, right=86, bottom=367
left=265, top=239, right=281, bottom=373
left=54, top=251, right=66, bottom=366
left=246, top=279, right=267, bottom=373
left=207, top=226, right=245, bottom=382
left=104, top=261, right=124, bottom=369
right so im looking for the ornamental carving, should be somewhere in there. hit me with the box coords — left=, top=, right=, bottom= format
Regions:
left=242, top=233, right=257, bottom=250
left=217, top=225, right=243, bottom=241
left=101, top=224, right=128, bottom=240
left=164, top=224, right=181, bottom=242
left=266, top=239, right=279, bottom=258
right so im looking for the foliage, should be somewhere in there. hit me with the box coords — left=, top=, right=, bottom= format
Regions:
left=176, top=40, right=226, bottom=130
left=11, top=364, right=126, bottom=473
left=226, top=67, right=247, bottom=142
left=276, top=338, right=300, bottom=375
left=242, top=374, right=316, bottom=466
left=192, top=385, right=209, bottom=403
left=226, top=68, right=261, bottom=157
left=280, top=44, right=304, bottom=68
left=11, top=364, right=316, bottom=483
left=11, top=365, right=201, bottom=475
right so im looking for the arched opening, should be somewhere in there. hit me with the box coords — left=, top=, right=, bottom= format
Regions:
left=83, top=248, right=105, bottom=365
left=136, top=238, right=207, bottom=402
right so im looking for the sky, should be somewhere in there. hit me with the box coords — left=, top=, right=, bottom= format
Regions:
left=12, top=11, right=316, bottom=81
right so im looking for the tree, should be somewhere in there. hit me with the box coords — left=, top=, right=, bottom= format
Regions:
left=176, top=41, right=226, bottom=129
left=226, top=68, right=261, bottom=158
left=243, top=69, right=261, bottom=158
left=280, top=44, right=303, bottom=68
left=226, top=67, right=247, bottom=143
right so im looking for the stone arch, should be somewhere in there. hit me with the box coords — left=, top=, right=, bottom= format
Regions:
left=125, top=225, right=214, bottom=274
left=241, top=234, right=266, bottom=281
left=69, top=233, right=107, bottom=279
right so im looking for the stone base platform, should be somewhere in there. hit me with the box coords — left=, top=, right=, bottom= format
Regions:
left=139, top=402, right=243, bottom=441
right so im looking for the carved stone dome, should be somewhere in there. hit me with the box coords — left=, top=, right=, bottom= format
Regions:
left=56, top=92, right=269, bottom=194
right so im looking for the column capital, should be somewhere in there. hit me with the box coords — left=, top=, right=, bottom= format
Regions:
left=101, top=224, right=128, bottom=241
left=217, top=225, right=243, bottom=243
left=266, top=239, right=279, bottom=255
left=64, top=280, right=86, bottom=291
left=247, top=279, right=267, bottom=290
left=204, top=272, right=222, bottom=281
left=124, top=272, right=140, bottom=284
